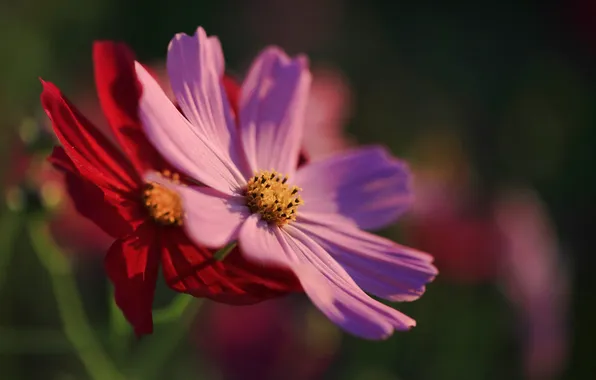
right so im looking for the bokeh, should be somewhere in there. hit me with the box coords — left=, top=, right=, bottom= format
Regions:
left=1, top=0, right=594, bottom=379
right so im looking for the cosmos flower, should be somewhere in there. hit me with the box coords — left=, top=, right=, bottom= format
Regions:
left=137, top=27, right=437, bottom=339
left=40, top=40, right=300, bottom=336
left=148, top=62, right=355, bottom=161
left=405, top=132, right=569, bottom=376
left=494, top=187, right=570, bottom=380
left=302, top=67, right=354, bottom=160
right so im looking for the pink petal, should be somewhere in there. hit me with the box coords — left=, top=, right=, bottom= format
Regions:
left=135, top=62, right=246, bottom=195
left=295, top=146, right=412, bottom=230
left=494, top=188, right=570, bottom=378
left=146, top=172, right=249, bottom=249
left=207, top=36, right=225, bottom=77
left=238, top=215, right=416, bottom=340
left=302, top=67, right=354, bottom=160
left=297, top=218, right=437, bottom=302
left=239, top=47, right=311, bottom=175
left=167, top=28, right=250, bottom=180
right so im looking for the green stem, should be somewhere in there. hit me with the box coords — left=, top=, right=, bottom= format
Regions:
left=153, top=292, right=196, bottom=324
left=131, top=295, right=202, bottom=380
left=28, top=218, right=124, bottom=380
left=108, top=285, right=131, bottom=360
left=213, top=241, right=236, bottom=261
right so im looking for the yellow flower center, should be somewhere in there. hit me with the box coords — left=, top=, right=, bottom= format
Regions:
left=143, top=170, right=183, bottom=226
left=246, top=170, right=303, bottom=226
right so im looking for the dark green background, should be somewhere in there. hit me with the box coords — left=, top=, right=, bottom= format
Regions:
left=0, top=0, right=594, bottom=379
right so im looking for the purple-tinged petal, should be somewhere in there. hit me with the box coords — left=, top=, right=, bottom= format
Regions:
left=239, top=47, right=311, bottom=176
left=135, top=62, right=246, bottom=195
left=208, top=36, right=225, bottom=77
left=167, top=28, right=250, bottom=180
left=297, top=218, right=437, bottom=302
left=295, top=146, right=412, bottom=230
left=146, top=172, right=249, bottom=249
left=494, top=187, right=570, bottom=378
left=238, top=215, right=415, bottom=340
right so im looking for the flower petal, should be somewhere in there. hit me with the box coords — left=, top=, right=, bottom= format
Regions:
left=146, top=172, right=248, bottom=248
left=93, top=41, right=167, bottom=174
left=238, top=215, right=416, bottom=340
left=223, top=75, right=241, bottom=118
left=136, top=62, right=246, bottom=195
left=49, top=146, right=144, bottom=231
left=105, top=222, right=160, bottom=336
left=295, top=146, right=412, bottom=230
left=208, top=36, right=225, bottom=77
left=159, top=228, right=245, bottom=298
left=297, top=218, right=437, bottom=301
left=160, top=228, right=299, bottom=304
left=239, top=47, right=311, bottom=175
left=167, top=29, right=233, bottom=142
left=166, top=28, right=250, bottom=179
left=41, top=80, right=140, bottom=192
left=51, top=156, right=132, bottom=238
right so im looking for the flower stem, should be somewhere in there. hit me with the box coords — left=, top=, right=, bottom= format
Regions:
left=108, top=285, right=131, bottom=360
left=213, top=241, right=236, bottom=261
left=131, top=295, right=202, bottom=380
left=28, top=218, right=125, bottom=380
left=153, top=292, right=196, bottom=324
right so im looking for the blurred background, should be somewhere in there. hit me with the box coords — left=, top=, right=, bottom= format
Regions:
left=0, top=0, right=594, bottom=379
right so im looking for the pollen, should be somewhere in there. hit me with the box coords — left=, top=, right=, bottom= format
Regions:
left=143, top=170, right=183, bottom=226
left=246, top=170, right=303, bottom=226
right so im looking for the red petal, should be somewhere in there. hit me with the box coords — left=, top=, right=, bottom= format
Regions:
left=105, top=222, right=160, bottom=336
left=93, top=42, right=167, bottom=173
left=222, top=246, right=303, bottom=297
left=48, top=145, right=78, bottom=174
left=62, top=171, right=133, bottom=238
left=160, top=228, right=248, bottom=302
left=406, top=218, right=501, bottom=283
left=50, top=146, right=144, bottom=234
left=40, top=80, right=140, bottom=192
left=223, top=75, right=240, bottom=118
left=161, top=228, right=301, bottom=304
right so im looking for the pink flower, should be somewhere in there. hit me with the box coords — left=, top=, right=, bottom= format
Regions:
left=302, top=67, right=354, bottom=160
left=404, top=133, right=570, bottom=376
left=145, top=63, right=354, bottom=161
left=494, top=188, right=570, bottom=380
left=134, top=27, right=438, bottom=339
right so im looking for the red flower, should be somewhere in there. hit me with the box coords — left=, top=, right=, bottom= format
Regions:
left=41, top=41, right=300, bottom=336
left=405, top=215, right=502, bottom=283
